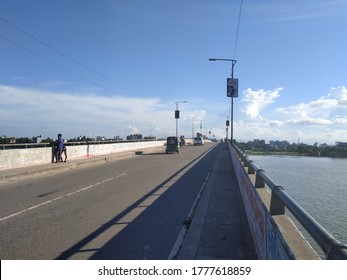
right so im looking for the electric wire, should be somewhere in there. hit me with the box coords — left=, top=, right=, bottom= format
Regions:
left=0, top=17, right=143, bottom=97
left=0, top=34, right=120, bottom=95
left=232, top=0, right=243, bottom=59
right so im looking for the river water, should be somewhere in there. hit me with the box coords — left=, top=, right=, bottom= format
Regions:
left=249, top=155, right=347, bottom=257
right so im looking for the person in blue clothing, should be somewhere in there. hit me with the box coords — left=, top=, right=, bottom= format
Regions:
left=56, top=133, right=65, bottom=163
left=52, top=134, right=67, bottom=163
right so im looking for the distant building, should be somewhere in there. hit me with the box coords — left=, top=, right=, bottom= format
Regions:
left=144, top=136, right=156, bottom=140
left=253, top=139, right=266, bottom=146
left=32, top=135, right=43, bottom=143
left=269, top=140, right=289, bottom=149
left=336, top=142, right=347, bottom=149
left=127, top=134, right=142, bottom=140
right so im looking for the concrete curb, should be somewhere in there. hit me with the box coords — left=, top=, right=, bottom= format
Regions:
left=175, top=145, right=222, bottom=259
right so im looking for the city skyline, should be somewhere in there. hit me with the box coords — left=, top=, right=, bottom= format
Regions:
left=1, top=1, right=347, bottom=144
left=1, top=133, right=341, bottom=147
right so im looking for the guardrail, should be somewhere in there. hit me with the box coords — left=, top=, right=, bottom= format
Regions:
left=233, top=144, right=347, bottom=260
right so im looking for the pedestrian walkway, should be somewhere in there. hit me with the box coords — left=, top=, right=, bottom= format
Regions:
left=176, top=142, right=257, bottom=259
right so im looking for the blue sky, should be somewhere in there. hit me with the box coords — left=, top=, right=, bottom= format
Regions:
left=1, top=0, right=347, bottom=144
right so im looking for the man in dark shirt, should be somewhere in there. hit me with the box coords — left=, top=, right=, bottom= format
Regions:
left=57, top=133, right=64, bottom=162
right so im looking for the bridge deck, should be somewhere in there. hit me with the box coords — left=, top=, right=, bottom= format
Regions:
left=176, top=142, right=257, bottom=259
left=0, top=143, right=257, bottom=260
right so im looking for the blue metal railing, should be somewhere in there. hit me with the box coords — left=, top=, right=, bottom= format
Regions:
left=233, top=144, right=347, bottom=260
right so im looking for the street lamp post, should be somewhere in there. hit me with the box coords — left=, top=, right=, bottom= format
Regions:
left=199, top=119, right=206, bottom=136
left=221, top=114, right=229, bottom=141
left=175, top=101, right=187, bottom=139
left=209, top=58, right=238, bottom=143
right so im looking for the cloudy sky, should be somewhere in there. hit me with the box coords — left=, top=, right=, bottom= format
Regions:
left=1, top=0, right=347, bottom=144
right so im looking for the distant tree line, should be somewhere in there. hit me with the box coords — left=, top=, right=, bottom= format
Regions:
left=0, top=137, right=53, bottom=144
left=0, top=134, right=162, bottom=146
left=235, top=140, right=347, bottom=158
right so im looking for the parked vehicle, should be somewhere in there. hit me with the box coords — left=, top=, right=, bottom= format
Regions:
left=193, top=137, right=203, bottom=145
left=166, top=136, right=180, bottom=154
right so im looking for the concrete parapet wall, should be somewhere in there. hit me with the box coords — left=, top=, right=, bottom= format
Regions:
left=0, top=141, right=165, bottom=171
left=228, top=142, right=319, bottom=260
left=0, top=148, right=52, bottom=170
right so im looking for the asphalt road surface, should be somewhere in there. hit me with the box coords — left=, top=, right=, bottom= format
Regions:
left=0, top=142, right=220, bottom=259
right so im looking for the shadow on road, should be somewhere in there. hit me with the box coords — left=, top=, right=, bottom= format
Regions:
left=56, top=144, right=220, bottom=260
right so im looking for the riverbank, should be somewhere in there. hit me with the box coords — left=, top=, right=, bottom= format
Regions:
left=244, top=150, right=302, bottom=156
left=243, top=150, right=347, bottom=158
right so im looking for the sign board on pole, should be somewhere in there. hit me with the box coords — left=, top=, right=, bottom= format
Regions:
left=227, top=78, right=238, bottom=97
left=175, top=110, right=179, bottom=119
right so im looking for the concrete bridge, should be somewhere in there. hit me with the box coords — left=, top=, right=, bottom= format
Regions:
left=0, top=140, right=346, bottom=260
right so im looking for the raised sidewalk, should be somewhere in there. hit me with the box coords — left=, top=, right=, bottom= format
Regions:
left=175, top=142, right=257, bottom=259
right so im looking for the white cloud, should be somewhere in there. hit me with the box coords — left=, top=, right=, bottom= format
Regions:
left=0, top=84, right=173, bottom=138
left=236, top=86, right=347, bottom=144
left=329, top=86, right=347, bottom=106
left=276, top=86, right=347, bottom=125
left=2, top=84, right=347, bottom=144
left=276, top=96, right=338, bottom=119
left=268, top=120, right=284, bottom=127
left=0, top=84, right=216, bottom=140
left=334, top=116, right=347, bottom=124
left=242, top=87, right=282, bottom=118
left=250, top=1, right=346, bottom=23
left=287, top=118, right=333, bottom=126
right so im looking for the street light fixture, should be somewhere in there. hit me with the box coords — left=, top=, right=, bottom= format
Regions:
left=175, top=101, right=187, bottom=139
left=209, top=58, right=237, bottom=78
left=209, top=58, right=238, bottom=143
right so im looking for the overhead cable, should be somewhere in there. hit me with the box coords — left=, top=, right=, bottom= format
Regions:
left=0, top=17, right=143, bottom=97
left=0, top=34, right=119, bottom=95
left=233, top=0, right=243, bottom=59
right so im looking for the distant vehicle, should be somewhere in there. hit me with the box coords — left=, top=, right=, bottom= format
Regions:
left=166, top=136, right=180, bottom=154
left=193, top=137, right=203, bottom=146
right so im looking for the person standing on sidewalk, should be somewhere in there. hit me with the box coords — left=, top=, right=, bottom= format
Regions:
left=56, top=133, right=64, bottom=163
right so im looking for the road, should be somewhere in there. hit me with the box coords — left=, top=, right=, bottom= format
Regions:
left=0, top=142, right=219, bottom=259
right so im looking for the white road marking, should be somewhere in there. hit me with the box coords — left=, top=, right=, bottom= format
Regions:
left=0, top=173, right=127, bottom=222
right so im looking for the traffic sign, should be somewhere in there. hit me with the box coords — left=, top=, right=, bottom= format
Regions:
left=227, top=78, right=238, bottom=97
left=175, top=110, right=180, bottom=119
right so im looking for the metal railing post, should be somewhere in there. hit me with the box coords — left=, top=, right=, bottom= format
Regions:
left=270, top=186, right=286, bottom=215
left=231, top=144, right=347, bottom=259
left=255, top=169, right=265, bottom=188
